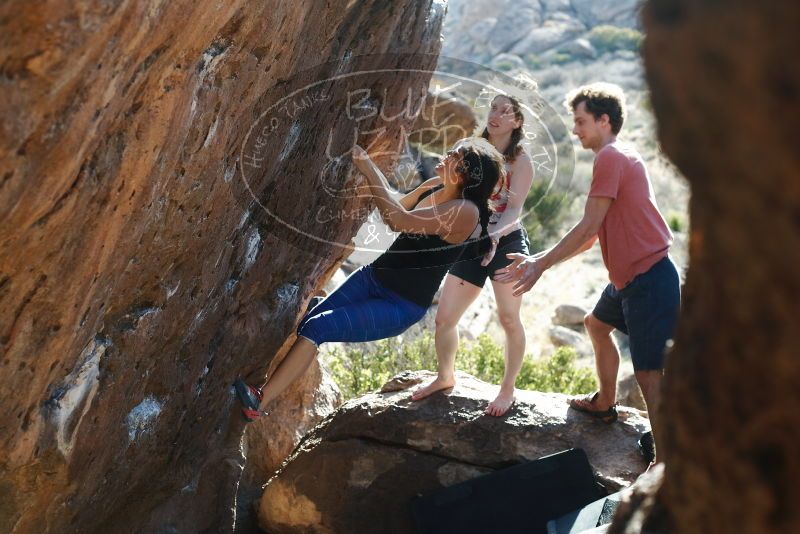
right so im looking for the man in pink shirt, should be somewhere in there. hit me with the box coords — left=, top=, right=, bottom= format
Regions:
left=495, top=83, right=680, bottom=466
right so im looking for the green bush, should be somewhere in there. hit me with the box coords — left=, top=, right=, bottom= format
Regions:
left=326, top=335, right=438, bottom=399
left=516, top=345, right=597, bottom=394
left=523, top=53, right=543, bottom=70
left=494, top=60, right=516, bottom=72
left=667, top=211, right=686, bottom=233
left=459, top=334, right=596, bottom=395
left=325, top=332, right=596, bottom=399
left=522, top=181, right=571, bottom=251
left=587, top=25, right=643, bottom=54
left=550, top=52, right=573, bottom=65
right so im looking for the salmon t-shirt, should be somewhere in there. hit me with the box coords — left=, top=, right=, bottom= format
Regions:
left=589, top=142, right=673, bottom=290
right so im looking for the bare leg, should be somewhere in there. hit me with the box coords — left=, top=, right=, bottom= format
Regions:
left=574, top=313, right=620, bottom=411
left=635, top=369, right=663, bottom=463
left=412, top=274, right=482, bottom=401
left=485, top=279, right=526, bottom=416
left=256, top=336, right=318, bottom=410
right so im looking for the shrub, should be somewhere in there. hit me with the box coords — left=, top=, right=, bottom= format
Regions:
left=522, top=181, right=571, bottom=251
left=516, top=345, right=597, bottom=395
left=536, top=67, right=567, bottom=88
left=494, top=59, right=516, bottom=72
left=523, top=53, right=543, bottom=70
left=459, top=335, right=596, bottom=395
left=325, top=333, right=596, bottom=399
left=587, top=25, right=643, bottom=55
left=325, top=335, right=437, bottom=399
left=549, top=52, right=573, bottom=65
left=667, top=211, right=686, bottom=233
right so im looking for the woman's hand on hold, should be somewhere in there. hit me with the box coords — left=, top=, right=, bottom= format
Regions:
left=351, top=145, right=370, bottom=166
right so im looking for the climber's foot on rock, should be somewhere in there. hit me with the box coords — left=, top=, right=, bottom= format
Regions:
left=411, top=376, right=455, bottom=401
left=485, top=390, right=515, bottom=416
left=234, top=378, right=266, bottom=423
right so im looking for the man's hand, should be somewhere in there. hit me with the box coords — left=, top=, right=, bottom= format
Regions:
left=494, top=253, right=546, bottom=296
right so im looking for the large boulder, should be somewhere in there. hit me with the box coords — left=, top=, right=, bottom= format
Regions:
left=0, top=1, right=445, bottom=531
left=259, top=370, right=650, bottom=533
left=558, top=37, right=599, bottom=60
left=550, top=325, right=592, bottom=356
left=552, top=303, right=590, bottom=328
left=442, top=0, right=640, bottom=66
left=235, top=358, right=341, bottom=532
left=408, top=90, right=478, bottom=151
left=610, top=0, right=800, bottom=532
left=571, top=0, right=642, bottom=29
left=441, top=0, right=544, bottom=63
left=616, top=369, right=647, bottom=412
left=490, top=53, right=529, bottom=72
left=510, top=17, right=587, bottom=56
left=238, top=359, right=342, bottom=514
left=486, top=2, right=544, bottom=56
left=541, top=0, right=572, bottom=13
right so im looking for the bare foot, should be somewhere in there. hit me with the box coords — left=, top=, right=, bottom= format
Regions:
left=411, top=377, right=455, bottom=401
left=485, top=390, right=515, bottom=416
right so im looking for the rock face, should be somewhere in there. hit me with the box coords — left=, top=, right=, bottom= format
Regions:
left=238, top=359, right=342, bottom=528
left=244, top=361, right=342, bottom=479
left=609, top=1, right=800, bottom=532
left=408, top=90, right=478, bottom=151
left=552, top=303, right=589, bottom=328
left=549, top=325, right=592, bottom=356
left=509, top=17, right=587, bottom=56
left=616, top=370, right=646, bottom=412
left=0, top=1, right=445, bottom=532
left=259, top=370, right=650, bottom=533
left=571, top=0, right=642, bottom=28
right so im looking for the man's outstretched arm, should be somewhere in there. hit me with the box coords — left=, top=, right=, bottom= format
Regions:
left=494, top=196, right=612, bottom=295
left=539, top=196, right=610, bottom=269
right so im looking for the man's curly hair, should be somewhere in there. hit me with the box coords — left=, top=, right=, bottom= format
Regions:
left=565, top=82, right=627, bottom=135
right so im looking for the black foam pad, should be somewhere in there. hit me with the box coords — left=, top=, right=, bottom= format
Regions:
left=410, top=448, right=604, bottom=534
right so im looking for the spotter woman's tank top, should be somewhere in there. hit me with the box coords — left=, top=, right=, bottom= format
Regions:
left=370, top=185, right=480, bottom=307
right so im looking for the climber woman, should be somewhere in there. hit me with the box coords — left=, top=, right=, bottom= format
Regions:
left=411, top=94, right=536, bottom=417
left=233, top=137, right=505, bottom=422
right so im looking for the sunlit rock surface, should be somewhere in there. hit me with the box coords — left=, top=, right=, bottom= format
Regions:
left=0, top=1, right=445, bottom=531
left=260, top=370, right=649, bottom=533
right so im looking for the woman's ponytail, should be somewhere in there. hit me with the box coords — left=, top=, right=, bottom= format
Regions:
left=458, top=139, right=506, bottom=255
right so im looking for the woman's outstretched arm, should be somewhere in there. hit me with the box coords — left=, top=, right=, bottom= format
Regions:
left=352, top=146, right=475, bottom=239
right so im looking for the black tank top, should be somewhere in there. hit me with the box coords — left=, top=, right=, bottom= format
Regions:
left=371, top=185, right=480, bottom=307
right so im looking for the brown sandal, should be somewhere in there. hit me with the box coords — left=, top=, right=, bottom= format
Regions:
left=569, top=391, right=618, bottom=424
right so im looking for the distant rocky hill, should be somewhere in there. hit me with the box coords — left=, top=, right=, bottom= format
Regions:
left=441, top=0, right=642, bottom=65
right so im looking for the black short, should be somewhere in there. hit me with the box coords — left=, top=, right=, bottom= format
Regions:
left=592, top=256, right=681, bottom=371
left=448, top=227, right=531, bottom=288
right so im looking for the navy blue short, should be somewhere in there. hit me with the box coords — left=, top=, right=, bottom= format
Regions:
left=591, top=256, right=681, bottom=371
left=448, top=227, right=531, bottom=288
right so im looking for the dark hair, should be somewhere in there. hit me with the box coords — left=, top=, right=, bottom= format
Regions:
left=566, top=83, right=626, bottom=134
left=480, top=94, right=524, bottom=162
left=455, top=138, right=505, bottom=255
